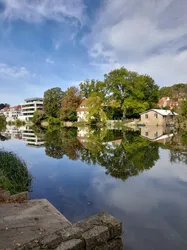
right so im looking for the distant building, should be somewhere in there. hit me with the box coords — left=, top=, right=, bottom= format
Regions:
left=76, top=99, right=89, bottom=122
left=140, top=109, right=178, bottom=126
left=20, top=97, right=43, bottom=121
left=158, top=96, right=179, bottom=110
left=0, top=105, right=21, bottom=122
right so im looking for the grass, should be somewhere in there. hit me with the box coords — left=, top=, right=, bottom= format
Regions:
left=0, top=150, right=32, bottom=194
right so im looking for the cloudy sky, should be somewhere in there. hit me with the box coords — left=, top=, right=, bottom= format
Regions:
left=0, top=0, right=187, bottom=105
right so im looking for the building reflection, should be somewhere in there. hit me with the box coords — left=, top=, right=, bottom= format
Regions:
left=140, top=126, right=174, bottom=144
left=0, top=126, right=44, bottom=147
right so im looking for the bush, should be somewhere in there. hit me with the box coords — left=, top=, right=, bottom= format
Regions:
left=67, top=110, right=77, bottom=121
left=48, top=116, right=60, bottom=125
left=0, top=150, right=32, bottom=194
left=15, top=119, right=26, bottom=127
left=7, top=120, right=26, bottom=126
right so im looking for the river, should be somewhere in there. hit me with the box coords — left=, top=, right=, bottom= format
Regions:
left=0, top=125, right=187, bottom=250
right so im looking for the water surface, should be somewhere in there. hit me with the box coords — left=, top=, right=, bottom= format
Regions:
left=1, top=125, right=187, bottom=250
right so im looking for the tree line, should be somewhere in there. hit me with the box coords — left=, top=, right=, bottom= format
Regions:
left=21, top=67, right=187, bottom=124
left=33, top=67, right=161, bottom=124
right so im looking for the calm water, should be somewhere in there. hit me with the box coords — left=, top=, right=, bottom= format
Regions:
left=1, top=125, right=187, bottom=250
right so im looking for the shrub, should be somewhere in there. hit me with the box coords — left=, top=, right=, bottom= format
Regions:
left=48, top=116, right=60, bottom=125
left=0, top=150, right=32, bottom=194
left=15, top=119, right=26, bottom=127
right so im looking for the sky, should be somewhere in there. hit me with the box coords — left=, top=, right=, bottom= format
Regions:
left=0, top=0, right=187, bottom=105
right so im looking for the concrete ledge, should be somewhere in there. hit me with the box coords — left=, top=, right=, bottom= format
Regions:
left=15, top=212, right=123, bottom=250
left=0, top=199, right=123, bottom=250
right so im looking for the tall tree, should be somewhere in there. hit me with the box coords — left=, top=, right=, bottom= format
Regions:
left=80, top=79, right=107, bottom=98
left=159, top=83, right=187, bottom=100
left=61, top=87, right=82, bottom=121
left=43, top=87, right=64, bottom=118
left=104, top=67, right=159, bottom=117
left=86, top=95, right=107, bottom=122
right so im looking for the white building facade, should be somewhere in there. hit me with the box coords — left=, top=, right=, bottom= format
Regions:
left=76, top=99, right=89, bottom=122
left=20, top=97, right=43, bottom=121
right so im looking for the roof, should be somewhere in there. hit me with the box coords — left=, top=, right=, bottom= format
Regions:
left=80, top=99, right=88, bottom=105
left=76, top=99, right=88, bottom=111
left=13, top=105, right=21, bottom=111
left=77, top=107, right=88, bottom=111
left=24, top=97, right=43, bottom=102
left=140, top=109, right=178, bottom=116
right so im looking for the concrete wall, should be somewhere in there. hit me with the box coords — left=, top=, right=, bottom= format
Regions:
left=141, top=111, right=165, bottom=126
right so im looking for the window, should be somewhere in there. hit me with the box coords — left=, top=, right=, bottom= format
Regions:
left=145, top=132, right=149, bottom=136
left=145, top=114, right=148, bottom=119
left=154, top=132, right=158, bottom=138
left=154, top=113, right=158, bottom=118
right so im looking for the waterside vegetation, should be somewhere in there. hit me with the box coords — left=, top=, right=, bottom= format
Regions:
left=0, top=150, right=32, bottom=194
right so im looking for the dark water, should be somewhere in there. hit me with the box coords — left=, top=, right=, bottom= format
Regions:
left=1, top=126, right=187, bottom=250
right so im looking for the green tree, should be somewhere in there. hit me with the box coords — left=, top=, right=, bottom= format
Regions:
left=0, top=114, right=6, bottom=131
left=86, top=95, right=107, bottom=123
left=80, top=79, right=106, bottom=98
left=159, top=83, right=187, bottom=100
left=180, top=100, right=187, bottom=120
left=44, top=87, right=64, bottom=118
left=104, top=67, right=159, bottom=117
left=61, top=87, right=82, bottom=121
left=32, top=110, right=46, bottom=124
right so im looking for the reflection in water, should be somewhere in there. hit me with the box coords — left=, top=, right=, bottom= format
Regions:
left=1, top=125, right=187, bottom=250
left=0, top=125, right=44, bottom=147
left=1, top=125, right=187, bottom=181
left=43, top=126, right=160, bottom=180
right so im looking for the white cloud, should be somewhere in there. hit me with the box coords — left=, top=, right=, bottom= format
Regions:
left=0, top=63, right=29, bottom=78
left=1, top=0, right=86, bottom=24
left=45, top=57, right=55, bottom=64
left=85, top=0, right=187, bottom=85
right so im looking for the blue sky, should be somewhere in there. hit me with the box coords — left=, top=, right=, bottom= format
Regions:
left=0, top=0, right=187, bottom=105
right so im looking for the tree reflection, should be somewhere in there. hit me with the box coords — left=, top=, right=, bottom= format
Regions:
left=79, top=129, right=160, bottom=180
left=42, top=126, right=161, bottom=180
left=163, top=129, right=187, bottom=164
left=44, top=127, right=82, bottom=160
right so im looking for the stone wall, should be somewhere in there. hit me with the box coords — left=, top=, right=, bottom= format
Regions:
left=16, top=212, right=123, bottom=250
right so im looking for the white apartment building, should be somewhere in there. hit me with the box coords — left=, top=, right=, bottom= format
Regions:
left=20, top=97, right=43, bottom=121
